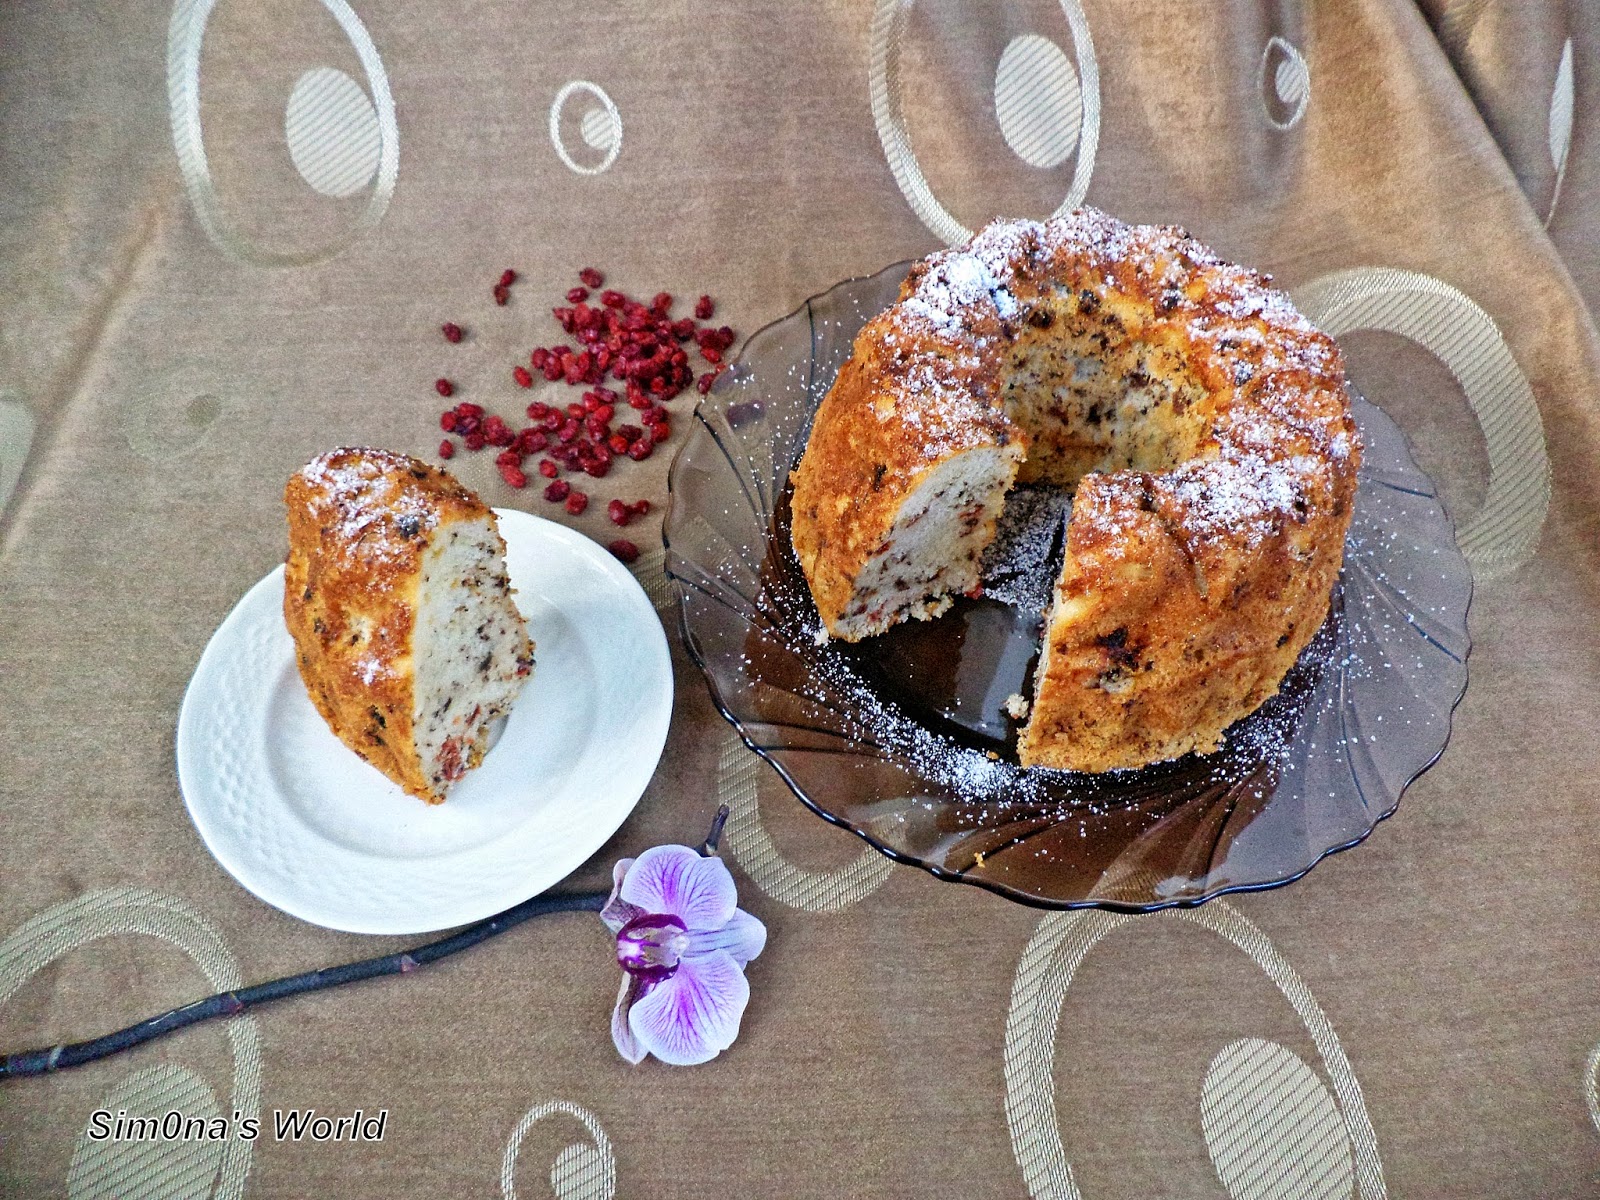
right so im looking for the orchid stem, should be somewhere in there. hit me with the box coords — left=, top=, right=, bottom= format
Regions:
left=0, top=889, right=608, bottom=1082
left=700, top=804, right=731, bottom=857
left=0, top=810, right=737, bottom=1082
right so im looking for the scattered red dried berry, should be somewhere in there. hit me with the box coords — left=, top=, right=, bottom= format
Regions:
left=608, top=539, right=639, bottom=564
left=429, top=268, right=729, bottom=495
left=607, top=499, right=631, bottom=525
left=630, top=499, right=651, bottom=517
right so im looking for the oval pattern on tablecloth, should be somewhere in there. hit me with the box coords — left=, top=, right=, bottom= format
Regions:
left=0, top=888, right=262, bottom=1200
left=1293, top=267, right=1549, bottom=579
left=1547, top=37, right=1574, bottom=225
left=67, top=1065, right=227, bottom=1200
left=1201, top=1038, right=1353, bottom=1200
left=1003, top=902, right=1384, bottom=1199
left=718, top=732, right=892, bottom=913
left=1585, top=1040, right=1600, bottom=1135
left=1258, top=35, right=1310, bottom=130
left=501, top=1101, right=616, bottom=1200
left=166, top=0, right=399, bottom=266
left=628, top=546, right=672, bottom=612
left=285, top=66, right=382, bottom=199
left=869, top=0, right=1100, bottom=246
left=121, top=360, right=233, bottom=463
left=1435, top=0, right=1491, bottom=53
left=550, top=81, right=623, bottom=176
left=994, top=34, right=1083, bottom=170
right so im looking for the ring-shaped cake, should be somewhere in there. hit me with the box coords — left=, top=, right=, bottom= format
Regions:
left=789, top=209, right=1362, bottom=772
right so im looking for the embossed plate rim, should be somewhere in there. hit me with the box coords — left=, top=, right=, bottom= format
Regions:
left=177, top=509, right=671, bottom=934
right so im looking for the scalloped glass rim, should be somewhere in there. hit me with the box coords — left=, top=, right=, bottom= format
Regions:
left=664, top=262, right=1472, bottom=912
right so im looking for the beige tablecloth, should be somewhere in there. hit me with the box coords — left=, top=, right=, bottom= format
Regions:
left=3, top=0, right=1600, bottom=1195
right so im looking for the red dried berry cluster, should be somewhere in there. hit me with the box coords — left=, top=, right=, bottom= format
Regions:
left=537, top=273, right=731, bottom=402
left=433, top=268, right=734, bottom=562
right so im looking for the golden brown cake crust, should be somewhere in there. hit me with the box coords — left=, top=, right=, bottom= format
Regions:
left=283, top=447, right=502, bottom=803
left=789, top=209, right=1362, bottom=772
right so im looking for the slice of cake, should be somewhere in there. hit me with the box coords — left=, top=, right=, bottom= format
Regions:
left=283, top=447, right=534, bottom=803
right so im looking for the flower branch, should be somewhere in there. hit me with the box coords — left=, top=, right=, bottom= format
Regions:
left=0, top=807, right=749, bottom=1081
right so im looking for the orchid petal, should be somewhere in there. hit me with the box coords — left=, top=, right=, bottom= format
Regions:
left=683, top=907, right=767, bottom=967
left=600, top=857, right=642, bottom=934
left=627, top=949, right=750, bottom=1066
left=611, top=973, right=648, bottom=1065
left=619, top=845, right=738, bottom=932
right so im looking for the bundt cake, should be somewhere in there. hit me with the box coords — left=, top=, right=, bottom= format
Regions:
left=788, top=209, right=1361, bottom=772
left=284, top=448, right=535, bottom=803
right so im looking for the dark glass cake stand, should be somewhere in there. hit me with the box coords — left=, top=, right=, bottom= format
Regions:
left=663, top=263, right=1471, bottom=911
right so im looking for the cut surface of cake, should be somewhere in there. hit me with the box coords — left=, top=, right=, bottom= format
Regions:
left=788, top=209, right=1361, bottom=772
left=284, top=447, right=534, bottom=803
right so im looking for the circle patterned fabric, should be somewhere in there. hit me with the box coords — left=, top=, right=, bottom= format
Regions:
left=1, top=0, right=1598, bottom=1195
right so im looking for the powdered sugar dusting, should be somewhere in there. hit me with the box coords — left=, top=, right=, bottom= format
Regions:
left=295, top=448, right=444, bottom=558
left=1165, top=453, right=1325, bottom=547
left=900, top=240, right=1022, bottom=335
left=774, top=569, right=1339, bottom=819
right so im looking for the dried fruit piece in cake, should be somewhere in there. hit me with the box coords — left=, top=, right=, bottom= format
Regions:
left=283, top=447, right=534, bottom=803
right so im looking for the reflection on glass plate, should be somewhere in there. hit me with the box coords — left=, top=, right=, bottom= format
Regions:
left=664, top=264, right=1471, bottom=911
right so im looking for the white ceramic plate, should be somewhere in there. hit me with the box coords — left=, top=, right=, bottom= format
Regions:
left=177, top=509, right=672, bottom=935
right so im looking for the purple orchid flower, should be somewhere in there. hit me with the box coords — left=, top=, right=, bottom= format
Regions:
left=600, top=842, right=766, bottom=1066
